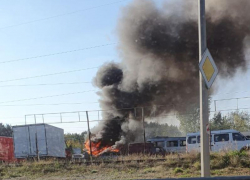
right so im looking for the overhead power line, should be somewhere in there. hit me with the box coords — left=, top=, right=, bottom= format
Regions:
left=213, top=90, right=250, bottom=96
left=0, top=81, right=92, bottom=87
left=0, top=67, right=99, bottom=83
left=0, top=90, right=95, bottom=104
left=0, top=102, right=98, bottom=106
left=0, top=43, right=116, bottom=64
left=0, top=0, right=127, bottom=30
left=214, top=96, right=250, bottom=102
left=0, top=82, right=249, bottom=97
left=0, top=116, right=23, bottom=119
left=211, top=107, right=250, bottom=112
left=0, top=91, right=249, bottom=106
left=3, top=95, right=248, bottom=108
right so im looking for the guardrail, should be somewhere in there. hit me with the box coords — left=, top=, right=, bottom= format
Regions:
left=151, top=177, right=250, bottom=180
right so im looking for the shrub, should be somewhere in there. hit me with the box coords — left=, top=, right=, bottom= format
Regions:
left=91, top=170, right=98, bottom=174
left=211, top=154, right=230, bottom=169
left=210, top=153, right=219, bottom=160
left=143, top=167, right=156, bottom=173
left=221, top=154, right=230, bottom=167
left=193, top=161, right=201, bottom=170
left=228, top=150, right=247, bottom=158
left=42, top=167, right=56, bottom=174
left=174, top=167, right=183, bottom=174
left=240, top=159, right=250, bottom=168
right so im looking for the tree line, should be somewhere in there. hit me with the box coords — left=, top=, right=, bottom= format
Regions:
left=0, top=123, right=12, bottom=137
left=1, top=109, right=250, bottom=149
left=178, top=107, right=250, bottom=134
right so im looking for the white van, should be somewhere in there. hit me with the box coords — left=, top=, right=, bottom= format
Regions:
left=186, top=129, right=250, bottom=153
left=147, top=136, right=186, bottom=153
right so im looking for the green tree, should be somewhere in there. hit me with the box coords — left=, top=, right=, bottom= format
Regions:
left=64, top=131, right=87, bottom=151
left=145, top=122, right=182, bottom=138
left=210, top=111, right=250, bottom=132
left=177, top=95, right=213, bottom=134
left=210, top=112, right=231, bottom=130
left=177, top=105, right=200, bottom=134
left=0, top=123, right=12, bottom=137
left=226, top=111, right=250, bottom=132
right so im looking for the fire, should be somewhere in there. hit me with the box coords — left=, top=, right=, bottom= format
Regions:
left=85, top=140, right=119, bottom=156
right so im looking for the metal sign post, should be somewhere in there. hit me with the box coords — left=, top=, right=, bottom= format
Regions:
left=86, top=111, right=93, bottom=163
left=141, top=107, right=146, bottom=154
left=198, top=0, right=210, bottom=177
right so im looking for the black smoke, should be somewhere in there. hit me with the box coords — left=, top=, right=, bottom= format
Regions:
left=91, top=0, right=250, bottom=149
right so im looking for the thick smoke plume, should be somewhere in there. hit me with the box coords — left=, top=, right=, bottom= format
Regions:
left=91, top=0, right=250, bottom=149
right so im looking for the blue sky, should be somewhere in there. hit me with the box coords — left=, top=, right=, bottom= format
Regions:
left=0, top=0, right=249, bottom=133
left=0, top=0, right=132, bottom=132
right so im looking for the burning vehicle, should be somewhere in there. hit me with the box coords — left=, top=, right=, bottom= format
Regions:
left=84, top=0, right=250, bottom=156
left=85, top=139, right=120, bottom=157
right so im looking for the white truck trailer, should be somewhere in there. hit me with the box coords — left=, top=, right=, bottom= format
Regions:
left=13, top=124, right=65, bottom=158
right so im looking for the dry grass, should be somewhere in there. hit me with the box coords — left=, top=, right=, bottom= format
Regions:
left=1, top=151, right=250, bottom=179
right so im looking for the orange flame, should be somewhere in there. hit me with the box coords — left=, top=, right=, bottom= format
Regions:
left=85, top=140, right=119, bottom=156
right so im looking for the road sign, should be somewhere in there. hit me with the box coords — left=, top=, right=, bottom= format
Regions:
left=199, top=49, right=218, bottom=89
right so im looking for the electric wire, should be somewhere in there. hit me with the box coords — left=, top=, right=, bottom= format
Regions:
left=0, top=102, right=98, bottom=106
left=213, top=90, right=250, bottom=96
left=0, top=90, right=95, bottom=104
left=0, top=81, right=92, bottom=87
left=0, top=43, right=116, bottom=64
left=214, top=96, right=250, bottom=102
left=1, top=95, right=250, bottom=107
left=0, top=66, right=99, bottom=83
left=0, top=0, right=128, bottom=30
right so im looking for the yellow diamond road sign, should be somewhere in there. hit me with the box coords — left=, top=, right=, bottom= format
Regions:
left=203, top=57, right=215, bottom=82
left=199, top=49, right=218, bottom=89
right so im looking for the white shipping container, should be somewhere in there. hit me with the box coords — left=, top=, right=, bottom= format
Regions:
left=13, top=124, right=65, bottom=158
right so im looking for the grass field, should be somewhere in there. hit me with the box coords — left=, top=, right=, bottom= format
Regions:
left=1, top=151, right=250, bottom=180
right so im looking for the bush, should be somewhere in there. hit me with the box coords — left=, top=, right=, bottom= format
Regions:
left=211, top=154, right=230, bottom=169
left=174, top=167, right=183, bottom=174
left=221, top=154, right=230, bottom=167
left=240, top=159, right=250, bottom=168
left=193, top=161, right=201, bottom=170
left=91, top=170, right=98, bottom=174
left=143, top=167, right=156, bottom=173
left=196, top=153, right=201, bottom=160
left=210, top=151, right=248, bottom=169
left=42, top=167, right=56, bottom=174
left=210, top=153, right=219, bottom=160
left=228, top=150, right=247, bottom=158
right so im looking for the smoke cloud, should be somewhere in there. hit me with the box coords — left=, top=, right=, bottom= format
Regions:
left=91, top=0, right=250, bottom=149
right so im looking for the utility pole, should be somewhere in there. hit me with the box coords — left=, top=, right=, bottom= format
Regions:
left=35, top=133, right=40, bottom=161
left=86, top=111, right=93, bottom=163
left=214, top=100, right=217, bottom=112
left=198, top=0, right=210, bottom=177
left=141, top=108, right=146, bottom=154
